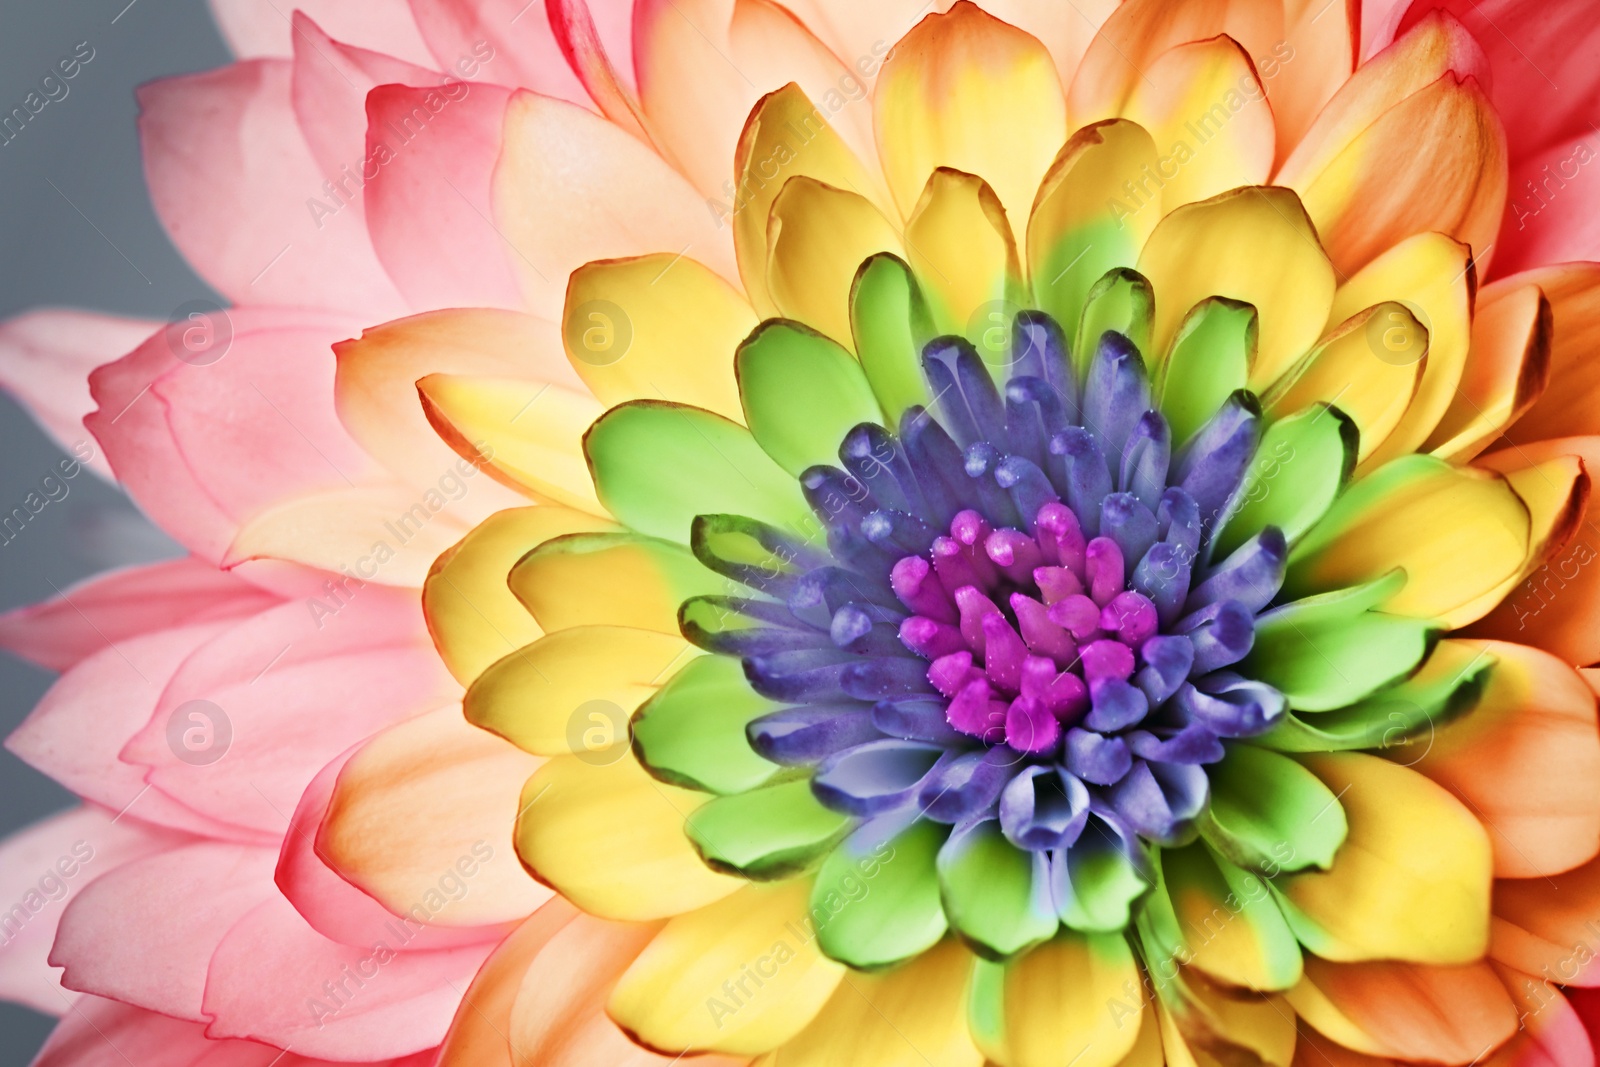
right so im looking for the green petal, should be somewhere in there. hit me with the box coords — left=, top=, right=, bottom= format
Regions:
left=1200, top=743, right=1347, bottom=874
left=1054, top=821, right=1149, bottom=934
left=849, top=253, right=935, bottom=422
left=1158, top=842, right=1303, bottom=992
left=508, top=531, right=723, bottom=633
left=690, top=513, right=816, bottom=594
left=1256, top=641, right=1495, bottom=754
left=1241, top=572, right=1438, bottom=712
left=684, top=776, right=852, bottom=880
left=1073, top=267, right=1153, bottom=377
left=937, top=819, right=1058, bottom=959
left=736, top=319, right=884, bottom=476
left=631, top=654, right=781, bottom=795
left=1156, top=297, right=1256, bottom=447
left=1031, top=217, right=1139, bottom=353
left=584, top=401, right=813, bottom=543
left=812, top=819, right=948, bottom=969
left=1211, top=403, right=1357, bottom=560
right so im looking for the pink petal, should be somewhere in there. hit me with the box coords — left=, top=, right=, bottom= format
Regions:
left=201, top=891, right=493, bottom=1059
left=289, top=13, right=443, bottom=193
left=118, top=589, right=460, bottom=836
left=207, top=0, right=437, bottom=68
left=408, top=0, right=591, bottom=105
left=548, top=0, right=644, bottom=133
left=276, top=744, right=513, bottom=951
left=0, top=807, right=186, bottom=1015
left=1394, top=0, right=1600, bottom=161
left=1493, top=129, right=1600, bottom=278
left=6, top=624, right=271, bottom=842
left=363, top=83, right=525, bottom=310
left=0, top=310, right=156, bottom=479
left=139, top=60, right=405, bottom=316
left=50, top=842, right=279, bottom=1020
left=0, top=557, right=280, bottom=672
left=84, top=306, right=386, bottom=563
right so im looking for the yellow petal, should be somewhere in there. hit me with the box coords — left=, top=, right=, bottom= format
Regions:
left=1287, top=956, right=1517, bottom=1063
left=319, top=706, right=550, bottom=927
left=508, top=532, right=718, bottom=636
left=771, top=938, right=983, bottom=1067
left=563, top=255, right=754, bottom=423
left=494, top=91, right=738, bottom=318
left=609, top=879, right=845, bottom=1055
left=903, top=168, right=1024, bottom=360
left=1026, top=120, right=1161, bottom=346
left=515, top=751, right=741, bottom=921
left=1323, top=232, right=1475, bottom=468
left=978, top=931, right=1143, bottom=1067
left=733, top=82, right=896, bottom=316
left=1118, top=36, right=1275, bottom=211
left=417, top=373, right=606, bottom=516
left=1157, top=972, right=1297, bottom=1067
left=424, top=505, right=620, bottom=686
left=1396, top=639, right=1600, bottom=879
left=1426, top=280, right=1552, bottom=461
left=1136, top=186, right=1336, bottom=388
left=1284, top=455, right=1531, bottom=628
left=1275, top=752, right=1492, bottom=963
left=1264, top=303, right=1426, bottom=465
left=225, top=484, right=476, bottom=589
left=873, top=2, right=1066, bottom=251
left=465, top=624, right=693, bottom=757
left=334, top=308, right=579, bottom=507
left=766, top=176, right=902, bottom=346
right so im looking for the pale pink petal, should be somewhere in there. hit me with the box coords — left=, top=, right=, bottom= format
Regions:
left=36, top=994, right=439, bottom=1066
left=84, top=306, right=386, bottom=563
left=139, top=60, right=406, bottom=316
left=0, top=807, right=187, bottom=1015
left=548, top=0, right=644, bottom=133
left=363, top=83, right=526, bottom=311
left=289, top=13, right=444, bottom=192
left=277, top=745, right=513, bottom=951
left=493, top=91, right=738, bottom=317
left=0, top=310, right=156, bottom=479
left=1493, top=129, right=1600, bottom=278
left=206, top=0, right=437, bottom=69
left=408, top=0, right=590, bottom=104
left=0, top=557, right=280, bottom=672
left=6, top=624, right=273, bottom=842
left=49, top=842, right=279, bottom=1021
left=201, top=891, right=493, bottom=1059
left=118, top=589, right=460, bottom=837
left=1393, top=0, right=1600, bottom=161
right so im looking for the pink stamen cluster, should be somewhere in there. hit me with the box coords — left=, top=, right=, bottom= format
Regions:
left=891, top=503, right=1160, bottom=755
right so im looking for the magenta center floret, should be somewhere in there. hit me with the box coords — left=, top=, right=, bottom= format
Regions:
left=892, top=502, right=1161, bottom=756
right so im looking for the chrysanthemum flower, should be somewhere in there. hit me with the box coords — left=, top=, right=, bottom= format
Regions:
left=4, top=1, right=1600, bottom=1066
left=332, top=2, right=1600, bottom=1066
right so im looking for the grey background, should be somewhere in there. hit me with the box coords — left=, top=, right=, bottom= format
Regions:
left=0, top=0, right=229, bottom=1059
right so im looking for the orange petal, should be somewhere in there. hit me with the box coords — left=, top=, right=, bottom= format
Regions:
left=1287, top=956, right=1518, bottom=1063
left=1491, top=854, right=1600, bottom=987
left=1482, top=963, right=1597, bottom=1067
left=1391, top=639, right=1600, bottom=879
left=1468, top=437, right=1600, bottom=666
left=436, top=899, right=582, bottom=1067
left=1426, top=280, right=1552, bottom=461
left=1505, top=265, right=1600, bottom=444
left=1275, top=13, right=1504, bottom=276
left=318, top=706, right=551, bottom=927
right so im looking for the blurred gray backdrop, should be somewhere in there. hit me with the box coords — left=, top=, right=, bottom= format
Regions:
left=0, top=1, right=230, bottom=1060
